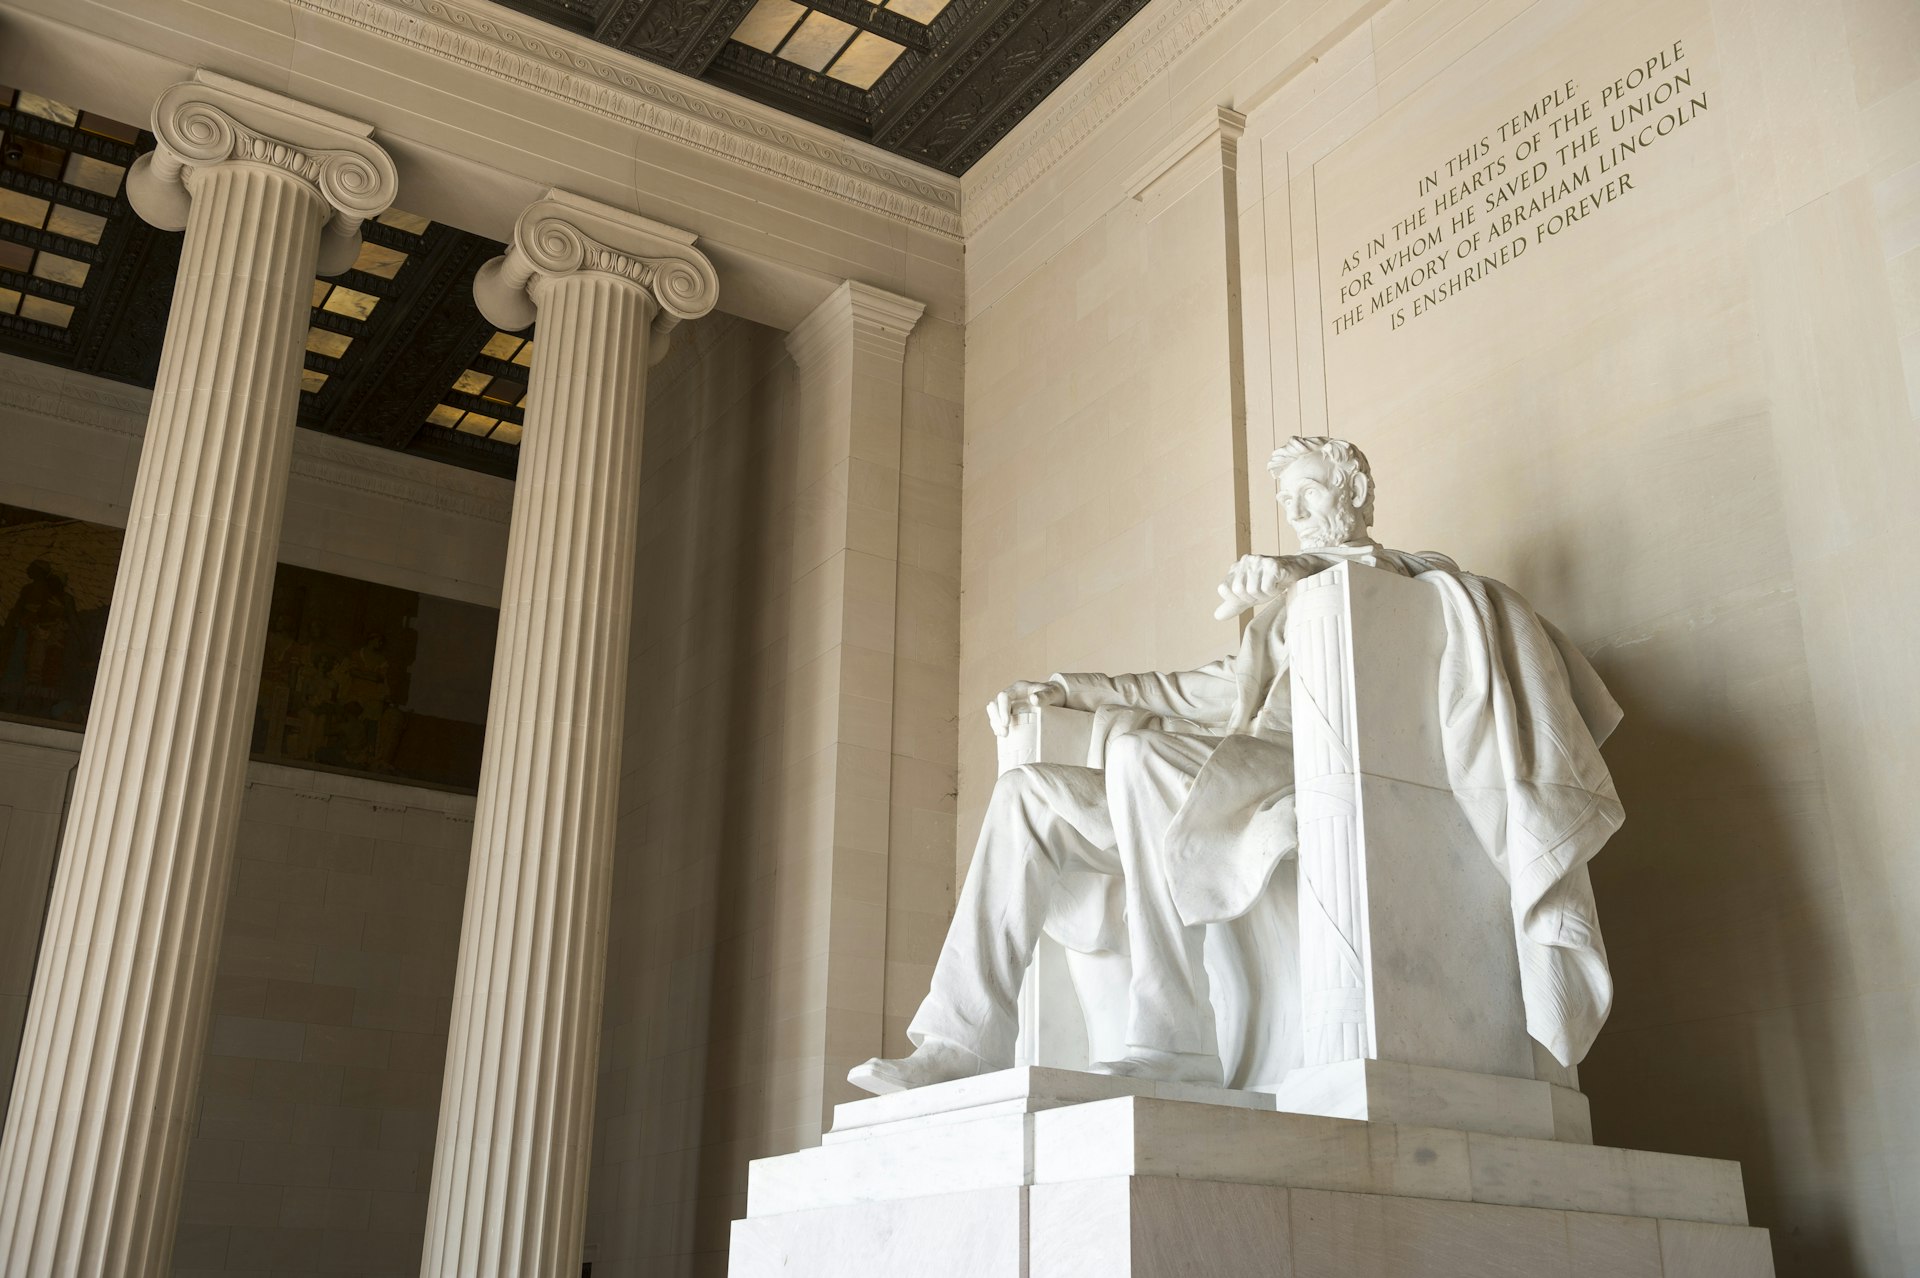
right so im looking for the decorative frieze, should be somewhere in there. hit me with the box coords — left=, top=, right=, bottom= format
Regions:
left=0, top=353, right=513, bottom=526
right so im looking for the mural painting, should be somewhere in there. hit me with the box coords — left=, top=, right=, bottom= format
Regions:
left=0, top=503, right=493, bottom=790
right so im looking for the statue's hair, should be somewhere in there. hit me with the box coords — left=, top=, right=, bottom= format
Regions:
left=1268, top=436, right=1375, bottom=527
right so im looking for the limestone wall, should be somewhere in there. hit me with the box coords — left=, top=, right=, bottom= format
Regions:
left=0, top=731, right=77, bottom=1111
left=0, top=726, right=477, bottom=1278
left=958, top=0, right=1920, bottom=1273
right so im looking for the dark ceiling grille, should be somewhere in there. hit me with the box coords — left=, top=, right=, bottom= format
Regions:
left=0, top=87, right=527, bottom=481
left=0, top=90, right=149, bottom=363
left=496, top=0, right=1154, bottom=175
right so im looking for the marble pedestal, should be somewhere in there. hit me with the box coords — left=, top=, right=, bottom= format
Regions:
left=729, top=1068, right=1773, bottom=1277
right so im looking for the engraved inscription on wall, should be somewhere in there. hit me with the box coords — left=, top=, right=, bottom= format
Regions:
left=1325, top=40, right=1711, bottom=338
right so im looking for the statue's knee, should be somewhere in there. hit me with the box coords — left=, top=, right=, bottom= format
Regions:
left=989, top=765, right=1048, bottom=812
left=1104, top=729, right=1162, bottom=777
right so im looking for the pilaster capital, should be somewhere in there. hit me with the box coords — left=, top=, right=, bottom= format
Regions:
left=1125, top=105, right=1247, bottom=206
left=786, top=280, right=926, bottom=373
left=126, top=71, right=399, bottom=275
left=473, top=190, right=720, bottom=363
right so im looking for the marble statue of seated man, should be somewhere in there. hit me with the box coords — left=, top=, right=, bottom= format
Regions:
left=849, top=436, right=1624, bottom=1095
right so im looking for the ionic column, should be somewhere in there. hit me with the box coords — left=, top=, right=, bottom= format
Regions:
left=0, top=73, right=396, bottom=1277
left=421, top=190, right=718, bottom=1278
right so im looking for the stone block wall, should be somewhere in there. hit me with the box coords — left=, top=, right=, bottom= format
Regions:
left=0, top=726, right=475, bottom=1278
left=171, top=770, right=474, bottom=1277
left=0, top=732, right=74, bottom=1112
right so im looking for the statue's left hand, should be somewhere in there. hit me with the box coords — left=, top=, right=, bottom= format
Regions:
left=1214, top=554, right=1296, bottom=620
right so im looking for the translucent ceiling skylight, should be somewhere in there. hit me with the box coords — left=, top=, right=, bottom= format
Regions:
left=423, top=330, right=532, bottom=447
left=298, top=209, right=429, bottom=399
left=0, top=88, right=137, bottom=333
left=731, top=0, right=952, bottom=90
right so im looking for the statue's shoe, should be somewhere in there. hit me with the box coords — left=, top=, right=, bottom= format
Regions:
left=1092, top=1048, right=1224, bottom=1087
left=847, top=1038, right=993, bottom=1095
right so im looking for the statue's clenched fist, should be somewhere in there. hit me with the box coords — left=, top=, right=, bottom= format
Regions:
left=1214, top=554, right=1303, bottom=620
left=986, top=679, right=1065, bottom=737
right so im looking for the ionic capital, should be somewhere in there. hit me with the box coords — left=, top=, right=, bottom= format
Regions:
left=473, top=190, right=720, bottom=363
left=126, top=71, right=398, bottom=276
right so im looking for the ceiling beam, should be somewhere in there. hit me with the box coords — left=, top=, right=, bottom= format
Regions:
left=934, top=0, right=1153, bottom=172
left=868, top=0, right=1021, bottom=145
left=707, top=43, right=873, bottom=136
left=804, top=0, right=934, bottom=55
left=594, top=0, right=761, bottom=74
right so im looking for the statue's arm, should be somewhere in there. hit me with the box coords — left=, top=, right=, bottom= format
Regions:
left=1049, top=657, right=1238, bottom=724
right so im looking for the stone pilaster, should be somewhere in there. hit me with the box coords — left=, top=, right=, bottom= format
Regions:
left=0, top=73, right=396, bottom=1278
left=777, top=282, right=924, bottom=1136
left=420, top=190, right=718, bottom=1278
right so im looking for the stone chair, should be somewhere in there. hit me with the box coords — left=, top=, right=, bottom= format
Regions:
left=1000, top=561, right=1590, bottom=1142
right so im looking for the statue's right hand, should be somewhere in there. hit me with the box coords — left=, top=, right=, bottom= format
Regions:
left=987, top=679, right=1065, bottom=737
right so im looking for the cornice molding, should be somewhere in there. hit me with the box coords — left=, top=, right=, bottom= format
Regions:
left=786, top=280, right=925, bottom=373
left=294, top=0, right=964, bottom=238
left=0, top=355, right=513, bottom=524
left=292, top=431, right=514, bottom=524
left=0, top=360, right=152, bottom=435
left=961, top=0, right=1247, bottom=235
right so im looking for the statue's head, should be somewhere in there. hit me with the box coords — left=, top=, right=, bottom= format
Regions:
left=1268, top=437, right=1374, bottom=550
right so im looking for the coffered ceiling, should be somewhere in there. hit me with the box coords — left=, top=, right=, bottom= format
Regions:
left=494, top=0, right=1155, bottom=175
left=1, top=3, right=1156, bottom=480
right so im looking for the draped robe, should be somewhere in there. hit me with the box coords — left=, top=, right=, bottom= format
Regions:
left=1042, top=544, right=1624, bottom=1067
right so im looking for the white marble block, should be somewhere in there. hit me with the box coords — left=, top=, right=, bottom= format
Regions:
left=729, top=1072, right=1773, bottom=1276
left=1288, top=562, right=1533, bottom=1079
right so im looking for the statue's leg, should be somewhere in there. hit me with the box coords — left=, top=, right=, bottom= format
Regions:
left=1103, top=730, right=1220, bottom=1066
left=905, top=763, right=1116, bottom=1067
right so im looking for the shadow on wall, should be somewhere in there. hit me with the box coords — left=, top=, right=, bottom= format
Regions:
left=588, top=317, right=793, bottom=1278
left=1581, top=683, right=1861, bottom=1278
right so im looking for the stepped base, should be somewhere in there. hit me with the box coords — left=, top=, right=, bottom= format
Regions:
left=1271, top=1058, right=1593, bottom=1143
left=730, top=1068, right=1773, bottom=1277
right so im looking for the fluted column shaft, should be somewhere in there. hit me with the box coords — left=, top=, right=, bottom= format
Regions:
left=0, top=73, right=395, bottom=1278
left=422, top=190, right=718, bottom=1278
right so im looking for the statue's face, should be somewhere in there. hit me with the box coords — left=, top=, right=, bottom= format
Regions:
left=1277, top=454, right=1364, bottom=549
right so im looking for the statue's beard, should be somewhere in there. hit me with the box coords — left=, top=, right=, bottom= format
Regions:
left=1291, top=507, right=1362, bottom=550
